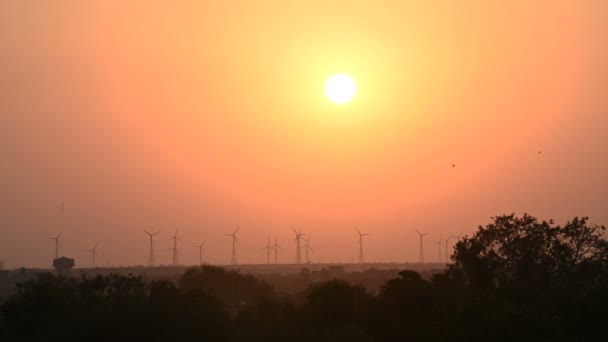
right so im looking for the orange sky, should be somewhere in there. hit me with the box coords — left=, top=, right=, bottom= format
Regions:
left=1, top=1, right=607, bottom=267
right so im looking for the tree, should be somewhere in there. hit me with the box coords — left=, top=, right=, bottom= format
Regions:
left=450, top=214, right=608, bottom=290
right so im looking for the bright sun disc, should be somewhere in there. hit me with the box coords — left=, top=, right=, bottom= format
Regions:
left=325, top=74, right=356, bottom=104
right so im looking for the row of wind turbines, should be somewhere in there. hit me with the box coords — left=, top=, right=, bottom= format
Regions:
left=417, top=231, right=464, bottom=264
left=146, top=227, right=312, bottom=267
left=48, top=227, right=463, bottom=268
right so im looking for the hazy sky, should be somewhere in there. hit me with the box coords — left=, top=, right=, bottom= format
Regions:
left=1, top=1, right=607, bottom=268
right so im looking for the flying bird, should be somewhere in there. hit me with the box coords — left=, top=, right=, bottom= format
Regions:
left=451, top=163, right=456, bottom=168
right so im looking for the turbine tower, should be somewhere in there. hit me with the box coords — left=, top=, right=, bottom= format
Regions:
left=49, top=232, right=63, bottom=259
left=271, top=237, right=282, bottom=264
left=303, top=235, right=314, bottom=264
left=356, top=228, right=370, bottom=264
left=261, top=235, right=272, bottom=265
left=86, top=242, right=99, bottom=268
left=436, top=236, right=443, bottom=263
left=292, top=227, right=306, bottom=264
left=416, top=230, right=429, bottom=263
left=225, top=226, right=239, bottom=265
left=167, top=229, right=182, bottom=266
left=144, top=230, right=160, bottom=266
left=445, top=234, right=462, bottom=263
left=193, top=241, right=206, bottom=266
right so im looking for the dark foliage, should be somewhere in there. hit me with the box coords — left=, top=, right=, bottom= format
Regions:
left=1, top=214, right=607, bottom=342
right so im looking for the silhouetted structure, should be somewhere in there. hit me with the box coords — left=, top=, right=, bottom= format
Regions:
left=168, top=229, right=181, bottom=266
left=261, top=235, right=272, bottom=265
left=52, top=256, right=74, bottom=275
left=193, top=241, right=206, bottom=265
left=303, top=235, right=313, bottom=263
left=225, top=226, right=239, bottom=265
left=416, top=230, right=429, bottom=263
left=356, top=228, right=370, bottom=264
left=436, top=236, right=443, bottom=263
left=48, top=232, right=63, bottom=259
left=144, top=230, right=160, bottom=266
left=271, top=237, right=281, bottom=264
left=86, top=242, right=99, bottom=268
left=292, top=227, right=306, bottom=264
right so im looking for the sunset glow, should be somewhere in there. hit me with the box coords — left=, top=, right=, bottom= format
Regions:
left=0, top=1, right=606, bottom=268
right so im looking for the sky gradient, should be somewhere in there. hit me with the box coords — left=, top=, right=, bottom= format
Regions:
left=1, top=0, right=607, bottom=268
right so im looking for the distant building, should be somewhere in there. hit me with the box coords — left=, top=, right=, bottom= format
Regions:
left=0, top=270, right=9, bottom=288
left=328, top=265, right=346, bottom=275
left=53, top=257, right=75, bottom=275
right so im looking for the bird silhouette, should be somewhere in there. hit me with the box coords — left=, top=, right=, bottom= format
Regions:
left=451, top=163, right=456, bottom=168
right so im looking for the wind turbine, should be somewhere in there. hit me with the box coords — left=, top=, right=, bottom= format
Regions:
left=356, top=228, right=370, bottom=264
left=416, top=230, right=429, bottom=264
left=303, top=235, right=314, bottom=264
left=225, top=226, right=239, bottom=265
left=193, top=241, right=206, bottom=266
left=292, top=227, right=306, bottom=264
left=446, top=233, right=463, bottom=263
left=49, top=232, right=63, bottom=259
left=144, top=230, right=160, bottom=266
left=167, top=229, right=182, bottom=266
left=436, top=236, right=443, bottom=263
left=261, top=235, right=272, bottom=265
left=271, top=237, right=282, bottom=264
left=86, top=242, right=99, bottom=268
left=451, top=232, right=463, bottom=241
left=444, top=236, right=456, bottom=264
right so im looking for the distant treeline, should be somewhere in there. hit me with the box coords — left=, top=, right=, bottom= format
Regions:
left=1, top=214, right=607, bottom=342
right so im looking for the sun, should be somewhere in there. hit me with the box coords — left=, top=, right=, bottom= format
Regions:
left=325, top=74, right=357, bottom=104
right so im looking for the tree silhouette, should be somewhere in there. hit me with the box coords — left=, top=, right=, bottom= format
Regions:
left=450, top=214, right=608, bottom=290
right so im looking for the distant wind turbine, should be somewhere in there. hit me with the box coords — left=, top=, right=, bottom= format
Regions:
left=225, top=226, right=239, bottom=265
left=416, top=230, right=429, bottom=264
left=436, top=236, right=443, bottom=263
left=292, top=227, right=306, bottom=264
left=356, top=228, right=370, bottom=264
left=167, top=229, right=182, bottom=266
left=271, top=237, right=282, bottom=264
left=303, top=235, right=314, bottom=264
left=86, top=242, right=99, bottom=268
left=193, top=241, right=206, bottom=266
left=261, top=235, right=272, bottom=265
left=49, top=232, right=63, bottom=259
left=144, top=230, right=160, bottom=266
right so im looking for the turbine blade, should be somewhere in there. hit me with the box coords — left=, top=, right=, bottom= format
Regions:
left=234, top=226, right=240, bottom=235
left=57, top=232, right=63, bottom=239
